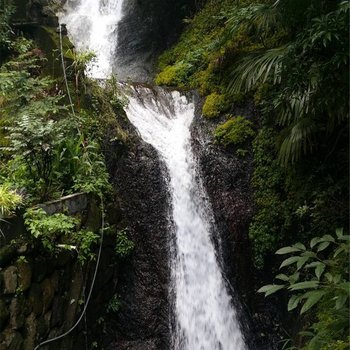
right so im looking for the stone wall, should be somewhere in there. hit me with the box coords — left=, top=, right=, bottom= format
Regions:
left=0, top=193, right=119, bottom=350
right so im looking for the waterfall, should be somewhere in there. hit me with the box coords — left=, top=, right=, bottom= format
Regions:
left=125, top=86, right=247, bottom=350
left=59, top=0, right=124, bottom=79
left=59, top=1, right=247, bottom=349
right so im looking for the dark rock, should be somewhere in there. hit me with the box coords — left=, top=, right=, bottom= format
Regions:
left=0, top=329, right=23, bottom=350
left=64, top=263, right=84, bottom=329
left=55, top=250, right=73, bottom=267
left=28, top=283, right=43, bottom=316
left=2, top=266, right=18, bottom=295
left=23, top=313, right=37, bottom=350
left=9, top=297, right=25, bottom=330
left=41, top=278, right=55, bottom=313
left=50, top=296, right=65, bottom=328
left=116, top=0, right=197, bottom=82
left=0, top=299, right=9, bottom=331
left=115, top=338, right=160, bottom=350
left=104, top=112, right=171, bottom=348
left=32, top=258, right=47, bottom=283
left=0, top=245, right=17, bottom=267
left=16, top=262, right=32, bottom=292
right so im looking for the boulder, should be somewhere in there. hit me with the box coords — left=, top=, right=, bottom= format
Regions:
left=9, top=297, right=25, bottom=330
left=2, top=266, right=18, bottom=294
left=16, top=262, right=32, bottom=292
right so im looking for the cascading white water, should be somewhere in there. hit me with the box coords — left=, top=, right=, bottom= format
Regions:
left=125, top=86, right=247, bottom=350
left=59, top=0, right=124, bottom=79
left=59, top=1, right=247, bottom=348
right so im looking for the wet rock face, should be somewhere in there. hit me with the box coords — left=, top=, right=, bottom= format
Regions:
left=190, top=99, right=258, bottom=347
left=116, top=0, right=197, bottom=82
left=191, top=99, right=256, bottom=293
left=191, top=100, right=281, bottom=350
left=106, top=117, right=171, bottom=349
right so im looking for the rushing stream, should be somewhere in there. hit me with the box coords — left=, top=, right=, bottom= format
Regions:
left=60, top=1, right=247, bottom=349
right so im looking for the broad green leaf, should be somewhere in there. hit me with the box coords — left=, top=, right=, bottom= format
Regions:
left=293, top=243, right=306, bottom=251
left=289, top=272, right=300, bottom=284
left=315, top=263, right=326, bottom=280
left=276, top=274, right=289, bottom=282
left=297, top=256, right=310, bottom=270
left=305, top=261, right=321, bottom=268
left=288, top=295, right=301, bottom=311
left=310, top=237, right=322, bottom=248
left=258, top=284, right=285, bottom=296
left=317, top=241, right=330, bottom=252
left=325, top=273, right=333, bottom=282
left=289, top=281, right=319, bottom=291
left=334, top=245, right=346, bottom=257
left=301, top=251, right=316, bottom=258
left=335, top=294, right=348, bottom=310
left=339, top=235, right=350, bottom=241
left=276, top=246, right=302, bottom=255
left=336, top=228, right=344, bottom=239
left=320, top=235, right=335, bottom=243
left=300, top=290, right=327, bottom=314
left=280, top=256, right=300, bottom=268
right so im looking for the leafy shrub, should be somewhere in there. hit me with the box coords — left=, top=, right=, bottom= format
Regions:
left=258, top=229, right=349, bottom=349
left=0, top=183, right=22, bottom=218
left=214, top=116, right=255, bottom=147
left=115, top=229, right=134, bottom=258
left=24, top=207, right=100, bottom=262
left=24, top=208, right=79, bottom=251
left=202, top=93, right=228, bottom=118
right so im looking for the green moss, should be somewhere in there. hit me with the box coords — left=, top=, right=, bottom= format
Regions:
left=202, top=93, right=228, bottom=118
left=214, top=116, right=255, bottom=146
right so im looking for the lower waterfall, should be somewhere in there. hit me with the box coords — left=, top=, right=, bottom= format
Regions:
left=125, top=85, right=247, bottom=350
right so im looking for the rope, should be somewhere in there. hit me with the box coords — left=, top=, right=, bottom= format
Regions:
left=34, top=196, right=105, bottom=350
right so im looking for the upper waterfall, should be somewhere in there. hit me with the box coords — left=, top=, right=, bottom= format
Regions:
left=59, top=0, right=124, bottom=79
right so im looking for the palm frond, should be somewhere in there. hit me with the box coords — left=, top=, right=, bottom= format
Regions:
left=278, top=118, right=318, bottom=166
left=228, top=45, right=288, bottom=95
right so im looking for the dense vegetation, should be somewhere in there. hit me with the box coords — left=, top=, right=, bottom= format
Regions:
left=0, top=3, right=131, bottom=263
left=156, top=0, right=349, bottom=348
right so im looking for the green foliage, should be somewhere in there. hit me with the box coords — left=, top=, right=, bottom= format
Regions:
left=24, top=208, right=79, bottom=250
left=0, top=183, right=22, bottom=218
left=107, top=294, right=121, bottom=313
left=214, top=116, right=255, bottom=148
left=24, top=207, right=100, bottom=262
left=249, top=127, right=290, bottom=268
left=4, top=114, right=64, bottom=200
left=115, top=229, right=134, bottom=258
left=227, top=0, right=349, bottom=165
left=0, top=0, right=14, bottom=47
left=202, top=93, right=228, bottom=118
left=259, top=229, right=349, bottom=349
left=73, top=229, right=99, bottom=263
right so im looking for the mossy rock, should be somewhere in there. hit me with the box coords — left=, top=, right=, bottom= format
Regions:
left=214, top=116, right=255, bottom=147
left=155, top=62, right=190, bottom=88
left=202, top=93, right=228, bottom=118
